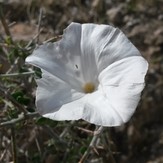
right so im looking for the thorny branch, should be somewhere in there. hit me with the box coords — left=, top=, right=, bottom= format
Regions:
left=0, top=112, right=39, bottom=128
left=79, top=126, right=104, bottom=163
left=0, top=71, right=35, bottom=77
left=0, top=86, right=28, bottom=114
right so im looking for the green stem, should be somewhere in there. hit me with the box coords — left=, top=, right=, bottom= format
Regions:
left=11, top=127, right=18, bottom=163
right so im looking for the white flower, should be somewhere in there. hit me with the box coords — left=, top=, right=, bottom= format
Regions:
left=26, top=22, right=148, bottom=126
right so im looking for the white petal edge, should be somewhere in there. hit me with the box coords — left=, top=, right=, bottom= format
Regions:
left=36, top=70, right=84, bottom=115
left=42, top=82, right=145, bottom=127
left=81, top=83, right=145, bottom=126
left=42, top=97, right=85, bottom=121
left=80, top=23, right=141, bottom=73
left=99, top=56, right=148, bottom=86
left=26, top=31, right=84, bottom=91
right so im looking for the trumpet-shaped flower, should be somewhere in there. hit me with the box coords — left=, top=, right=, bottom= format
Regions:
left=26, top=22, right=148, bottom=126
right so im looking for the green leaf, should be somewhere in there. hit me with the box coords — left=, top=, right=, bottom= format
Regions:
left=11, top=91, right=24, bottom=99
left=7, top=108, right=19, bottom=119
left=11, top=91, right=30, bottom=105
left=17, top=96, right=30, bottom=105
left=80, top=146, right=87, bottom=154
left=5, top=36, right=12, bottom=45
left=35, top=117, right=58, bottom=127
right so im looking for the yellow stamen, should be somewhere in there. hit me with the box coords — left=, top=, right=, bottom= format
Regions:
left=83, top=82, right=95, bottom=93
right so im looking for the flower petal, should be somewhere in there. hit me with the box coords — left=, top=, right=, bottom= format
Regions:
left=99, top=56, right=148, bottom=86
left=36, top=70, right=84, bottom=115
left=101, top=84, right=144, bottom=125
left=82, top=90, right=124, bottom=126
left=25, top=22, right=148, bottom=126
left=80, top=24, right=99, bottom=82
left=81, top=23, right=141, bottom=73
left=62, top=22, right=99, bottom=83
left=81, top=83, right=144, bottom=126
left=26, top=23, right=85, bottom=91
left=81, top=56, right=148, bottom=126
left=43, top=98, right=85, bottom=121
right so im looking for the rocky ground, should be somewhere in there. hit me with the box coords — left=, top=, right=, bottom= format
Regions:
left=0, top=0, right=163, bottom=163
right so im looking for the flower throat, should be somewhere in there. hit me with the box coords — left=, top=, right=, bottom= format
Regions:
left=83, top=82, right=95, bottom=93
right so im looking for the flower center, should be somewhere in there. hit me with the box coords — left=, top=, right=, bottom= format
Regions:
left=83, top=82, right=95, bottom=93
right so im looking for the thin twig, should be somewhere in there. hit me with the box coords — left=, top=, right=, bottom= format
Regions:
left=79, top=126, right=104, bottom=163
left=0, top=43, right=15, bottom=48
left=108, top=146, right=116, bottom=163
left=36, top=8, right=43, bottom=43
left=0, top=4, right=13, bottom=42
left=11, top=127, right=17, bottom=163
left=43, top=126, right=67, bottom=145
left=0, top=148, right=7, bottom=162
left=101, top=130, right=116, bottom=163
left=25, top=28, right=43, bottom=50
left=35, top=138, right=42, bottom=156
left=60, top=120, right=75, bottom=138
left=20, top=126, right=39, bottom=151
left=0, top=112, right=39, bottom=127
left=0, top=43, right=29, bottom=54
left=0, top=71, right=35, bottom=78
left=0, top=136, right=12, bottom=162
left=43, top=35, right=62, bottom=43
left=77, top=127, right=94, bottom=135
left=8, top=21, right=16, bottom=27
left=6, top=57, right=19, bottom=74
left=0, top=86, right=28, bottom=114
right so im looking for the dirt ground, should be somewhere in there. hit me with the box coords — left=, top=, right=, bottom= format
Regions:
left=0, top=0, right=163, bottom=163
